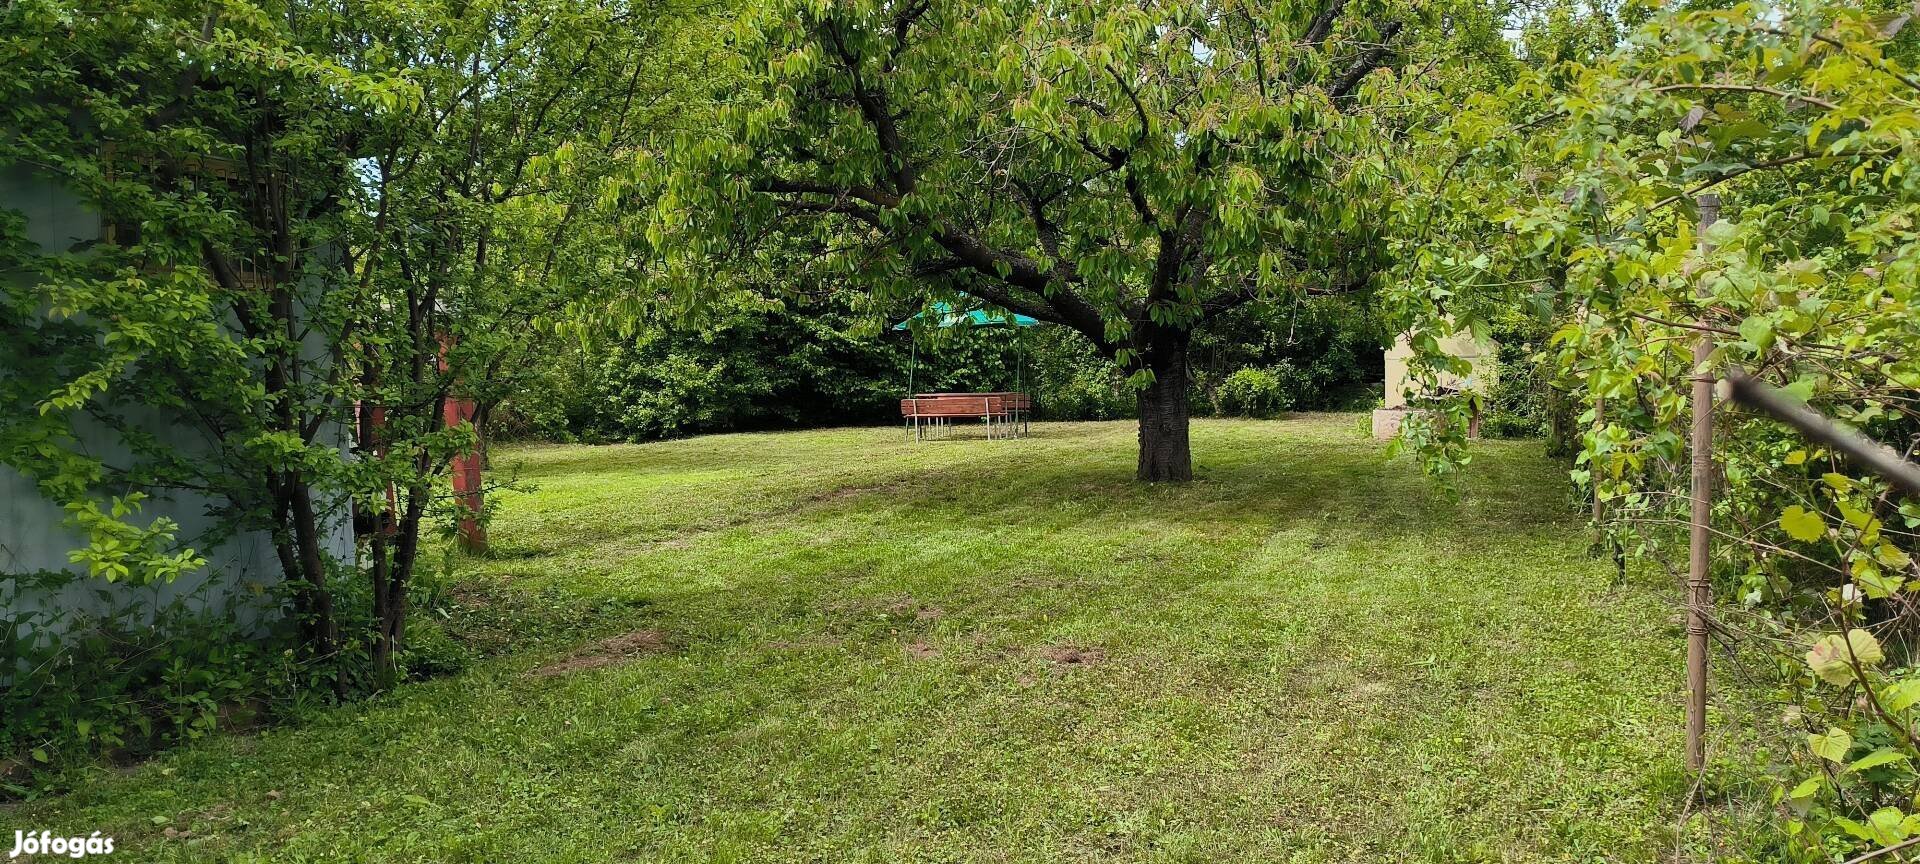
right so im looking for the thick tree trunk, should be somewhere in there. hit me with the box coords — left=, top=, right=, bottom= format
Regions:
left=1135, top=345, right=1193, bottom=482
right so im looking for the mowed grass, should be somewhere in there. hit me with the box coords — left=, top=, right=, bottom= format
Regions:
left=19, top=416, right=1747, bottom=862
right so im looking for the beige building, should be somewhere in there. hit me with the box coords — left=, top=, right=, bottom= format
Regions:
left=1372, top=329, right=1497, bottom=439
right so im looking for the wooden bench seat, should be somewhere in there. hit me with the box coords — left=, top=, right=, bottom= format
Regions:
left=900, top=392, right=1031, bottom=439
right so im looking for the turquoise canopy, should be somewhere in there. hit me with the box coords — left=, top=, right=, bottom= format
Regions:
left=892, top=301, right=1039, bottom=330
left=894, top=298, right=1039, bottom=399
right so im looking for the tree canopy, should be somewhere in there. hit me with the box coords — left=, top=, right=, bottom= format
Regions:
left=646, top=0, right=1510, bottom=479
left=1, top=0, right=717, bottom=707
left=1391, top=2, right=1920, bottom=854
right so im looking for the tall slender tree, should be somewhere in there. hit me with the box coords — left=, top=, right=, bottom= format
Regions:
left=1, top=0, right=715, bottom=685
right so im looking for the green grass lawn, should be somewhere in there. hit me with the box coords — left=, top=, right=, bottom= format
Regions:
left=16, top=416, right=1763, bottom=862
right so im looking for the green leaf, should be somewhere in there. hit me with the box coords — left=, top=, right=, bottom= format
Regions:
left=1857, top=566, right=1904, bottom=600
left=1850, top=748, right=1910, bottom=773
left=1884, top=680, right=1920, bottom=713
left=1808, top=630, right=1886, bottom=685
left=1839, top=500, right=1878, bottom=531
left=1738, top=315, right=1775, bottom=351
left=1870, top=806, right=1910, bottom=844
left=1833, top=816, right=1875, bottom=841
left=1782, top=506, right=1827, bottom=543
left=1810, top=728, right=1854, bottom=762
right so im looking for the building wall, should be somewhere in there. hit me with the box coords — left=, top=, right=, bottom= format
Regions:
left=1382, top=330, right=1497, bottom=409
left=1373, top=328, right=1499, bottom=439
left=1, top=163, right=354, bottom=639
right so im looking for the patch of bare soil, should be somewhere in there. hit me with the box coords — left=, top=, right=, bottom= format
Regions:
left=904, top=640, right=940, bottom=660
left=529, top=629, right=672, bottom=677
left=1038, top=645, right=1105, bottom=667
left=885, top=598, right=945, bottom=622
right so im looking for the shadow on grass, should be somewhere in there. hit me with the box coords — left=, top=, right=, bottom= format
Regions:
left=19, top=418, right=1691, bottom=864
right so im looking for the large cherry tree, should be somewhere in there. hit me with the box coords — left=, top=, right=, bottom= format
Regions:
left=648, top=0, right=1503, bottom=480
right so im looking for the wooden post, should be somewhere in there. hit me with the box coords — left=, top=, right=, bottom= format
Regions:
left=1686, top=193, right=1720, bottom=774
left=443, top=392, right=487, bottom=554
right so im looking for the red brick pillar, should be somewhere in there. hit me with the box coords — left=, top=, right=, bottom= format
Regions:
left=441, top=393, right=486, bottom=553
left=436, top=333, right=487, bottom=554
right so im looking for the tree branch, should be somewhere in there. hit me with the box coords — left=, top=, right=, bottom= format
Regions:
left=1651, top=82, right=1837, bottom=112
left=1301, top=0, right=1347, bottom=47
left=1328, top=20, right=1402, bottom=100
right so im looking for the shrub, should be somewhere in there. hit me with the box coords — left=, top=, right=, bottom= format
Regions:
left=1216, top=365, right=1303, bottom=418
left=0, top=558, right=468, bottom=797
left=1, top=571, right=309, bottom=797
left=1039, top=366, right=1135, bottom=420
left=1479, top=316, right=1554, bottom=440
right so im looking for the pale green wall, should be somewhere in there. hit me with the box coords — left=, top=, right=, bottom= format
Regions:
left=1, top=162, right=354, bottom=639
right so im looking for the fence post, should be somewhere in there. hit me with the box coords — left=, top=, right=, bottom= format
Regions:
left=1686, top=193, right=1720, bottom=774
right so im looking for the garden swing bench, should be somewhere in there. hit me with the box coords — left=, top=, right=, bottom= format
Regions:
left=894, top=300, right=1038, bottom=441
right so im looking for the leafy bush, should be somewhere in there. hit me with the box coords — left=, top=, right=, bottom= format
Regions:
left=501, top=290, right=1393, bottom=440
left=1, top=571, right=305, bottom=796
left=1192, top=297, right=1383, bottom=414
left=1392, top=4, right=1920, bottom=856
left=0, top=554, right=484, bottom=797
left=1216, top=364, right=1306, bottom=418
left=600, top=349, right=762, bottom=440
left=1024, top=328, right=1135, bottom=420
left=1216, top=367, right=1281, bottom=417
left=1480, top=315, right=1560, bottom=442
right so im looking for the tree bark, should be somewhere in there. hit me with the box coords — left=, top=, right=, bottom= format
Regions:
left=1135, top=345, right=1193, bottom=482
left=378, top=486, right=425, bottom=686
left=287, top=480, right=337, bottom=656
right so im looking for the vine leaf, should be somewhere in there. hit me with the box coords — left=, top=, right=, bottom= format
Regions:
left=1809, top=728, right=1854, bottom=763
left=1807, top=630, right=1884, bottom=686
left=1849, top=748, right=1910, bottom=773
left=1782, top=505, right=1827, bottom=543
left=1887, top=681, right=1920, bottom=713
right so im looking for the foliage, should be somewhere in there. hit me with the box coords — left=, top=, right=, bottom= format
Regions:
left=641, top=0, right=1507, bottom=479
left=1193, top=296, right=1384, bottom=412
left=1479, top=310, right=1567, bottom=444
left=496, top=289, right=1387, bottom=442
left=1, top=0, right=720, bottom=784
left=1, top=571, right=298, bottom=797
left=1392, top=1, right=1920, bottom=856
left=592, top=293, right=922, bottom=440
left=1018, top=326, right=1139, bottom=420
left=0, top=0, right=388, bottom=598
left=1216, top=366, right=1298, bottom=417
